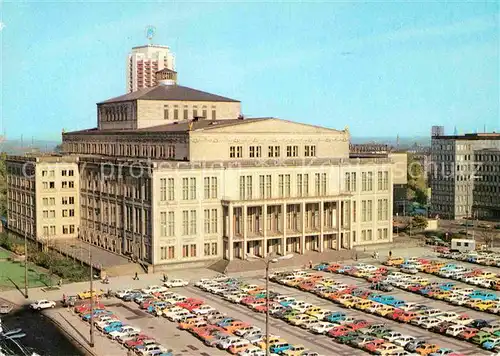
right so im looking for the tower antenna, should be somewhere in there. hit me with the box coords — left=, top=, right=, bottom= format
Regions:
left=145, top=25, right=156, bottom=45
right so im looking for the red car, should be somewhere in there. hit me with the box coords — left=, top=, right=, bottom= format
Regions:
left=367, top=275, right=385, bottom=283
left=240, top=296, right=258, bottom=306
left=458, top=328, right=479, bottom=341
left=387, top=308, right=405, bottom=321
left=375, top=267, right=388, bottom=275
left=74, top=303, right=104, bottom=314
left=124, top=335, right=152, bottom=349
left=347, top=320, right=371, bottom=331
left=139, top=299, right=157, bottom=309
left=407, top=284, right=425, bottom=293
left=328, top=325, right=354, bottom=338
left=364, top=339, right=386, bottom=353
left=177, top=298, right=203, bottom=310
left=325, top=264, right=342, bottom=272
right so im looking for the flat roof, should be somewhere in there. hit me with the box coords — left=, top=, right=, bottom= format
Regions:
left=433, top=133, right=500, bottom=140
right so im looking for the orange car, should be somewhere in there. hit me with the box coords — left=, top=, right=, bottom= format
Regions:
left=398, top=311, right=419, bottom=323
left=416, top=343, right=439, bottom=356
left=178, top=318, right=206, bottom=330
left=248, top=287, right=265, bottom=295
left=224, top=321, right=251, bottom=333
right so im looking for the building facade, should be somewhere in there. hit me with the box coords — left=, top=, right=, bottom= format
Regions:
left=126, top=45, right=175, bottom=93
left=7, top=69, right=395, bottom=270
left=430, top=133, right=500, bottom=219
left=6, top=156, right=80, bottom=246
left=473, top=148, right=500, bottom=220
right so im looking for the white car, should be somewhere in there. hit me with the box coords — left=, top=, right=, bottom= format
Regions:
left=436, top=312, right=459, bottom=322
left=166, top=310, right=194, bottom=322
left=219, top=336, right=244, bottom=349
left=141, top=285, right=168, bottom=294
left=164, top=279, right=189, bottom=288
left=446, top=324, right=467, bottom=337
left=115, top=289, right=134, bottom=298
left=310, top=321, right=336, bottom=334
left=137, top=344, right=169, bottom=356
left=234, top=325, right=261, bottom=337
left=420, top=318, right=442, bottom=329
left=382, top=331, right=403, bottom=342
left=192, top=305, right=217, bottom=315
left=108, top=326, right=141, bottom=339
left=30, top=300, right=56, bottom=310
left=393, top=335, right=416, bottom=347
left=401, top=266, right=418, bottom=274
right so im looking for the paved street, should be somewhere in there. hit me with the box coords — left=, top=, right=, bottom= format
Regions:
left=0, top=245, right=498, bottom=356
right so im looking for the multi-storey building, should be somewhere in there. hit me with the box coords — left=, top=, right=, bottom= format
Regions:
left=430, top=132, right=500, bottom=219
left=6, top=156, right=80, bottom=245
left=473, top=148, right=500, bottom=220
left=349, top=144, right=408, bottom=215
left=8, top=68, right=395, bottom=270
left=126, top=45, right=175, bottom=93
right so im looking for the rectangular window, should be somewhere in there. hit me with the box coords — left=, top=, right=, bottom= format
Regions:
left=246, top=176, right=252, bottom=199
left=353, top=201, right=357, bottom=222
left=50, top=225, right=56, bottom=235
left=249, top=146, right=261, bottom=158
left=62, top=209, right=68, bottom=218
left=160, top=178, right=167, bottom=201
left=204, top=177, right=210, bottom=199
left=63, top=226, right=68, bottom=234
left=204, top=243, right=210, bottom=256
left=259, top=175, right=265, bottom=198
left=321, top=173, right=326, bottom=195
left=160, top=212, right=167, bottom=236
left=211, top=242, right=217, bottom=255
left=202, top=107, right=207, bottom=118
left=168, top=212, right=175, bottom=237
left=168, top=178, right=174, bottom=200
left=278, top=175, right=284, bottom=197
left=161, top=247, right=167, bottom=260
left=284, top=174, right=290, bottom=197
left=345, top=172, right=351, bottom=191
left=230, top=146, right=243, bottom=158
left=304, top=145, right=316, bottom=157
left=367, top=172, right=373, bottom=191
left=190, top=210, right=197, bottom=234
left=377, top=199, right=383, bottom=220
left=362, top=200, right=367, bottom=222
left=69, top=209, right=74, bottom=217
left=168, top=246, right=175, bottom=259
left=239, top=176, right=245, bottom=200
left=164, top=105, right=169, bottom=120
left=182, top=210, right=189, bottom=235
left=268, top=146, right=281, bottom=157
left=362, top=172, right=367, bottom=191
left=210, top=177, right=217, bottom=198
left=297, top=174, right=303, bottom=197
left=303, top=174, right=309, bottom=196
left=367, top=229, right=372, bottom=241
left=377, top=171, right=383, bottom=190
left=190, top=244, right=197, bottom=257
left=189, top=178, right=196, bottom=199
left=69, top=197, right=75, bottom=204
left=174, top=107, right=179, bottom=120
left=265, top=175, right=271, bottom=198
left=383, top=199, right=388, bottom=220
left=183, top=106, right=188, bottom=120
left=68, top=170, right=74, bottom=176
left=367, top=200, right=372, bottom=221
left=182, top=245, right=189, bottom=258
left=61, top=170, right=67, bottom=176
left=43, top=210, right=48, bottom=218
left=315, top=173, right=321, bottom=195
left=182, top=178, right=189, bottom=200
left=204, top=209, right=210, bottom=234
left=43, top=198, right=48, bottom=206
left=286, top=145, right=298, bottom=157
left=383, top=171, right=389, bottom=190
left=49, top=181, right=55, bottom=189
left=50, top=198, right=55, bottom=205
left=211, top=108, right=216, bottom=120
left=42, top=170, right=47, bottom=177
left=211, top=208, right=217, bottom=233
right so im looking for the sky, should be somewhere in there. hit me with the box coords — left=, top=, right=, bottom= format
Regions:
left=0, top=1, right=499, bottom=141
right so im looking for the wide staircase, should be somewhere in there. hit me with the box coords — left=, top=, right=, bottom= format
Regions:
left=222, top=249, right=358, bottom=274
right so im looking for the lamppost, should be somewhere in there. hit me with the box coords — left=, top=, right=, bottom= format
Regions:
left=247, top=253, right=293, bottom=356
left=8, top=218, right=28, bottom=299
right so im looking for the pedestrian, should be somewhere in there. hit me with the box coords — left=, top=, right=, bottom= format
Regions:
left=309, top=260, right=313, bottom=269
left=58, top=279, right=62, bottom=287
left=62, top=293, right=66, bottom=304
left=133, top=272, right=139, bottom=280
left=389, top=250, right=392, bottom=258
left=163, top=274, right=168, bottom=282
left=355, top=253, right=358, bottom=261
left=375, top=252, right=379, bottom=260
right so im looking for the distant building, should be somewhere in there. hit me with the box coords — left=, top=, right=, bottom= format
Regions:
left=349, top=144, right=407, bottom=216
left=473, top=148, right=500, bottom=220
left=430, top=132, right=500, bottom=219
left=126, top=45, right=175, bottom=93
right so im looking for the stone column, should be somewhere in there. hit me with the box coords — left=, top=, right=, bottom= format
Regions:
left=228, top=204, right=234, bottom=261
left=301, top=201, right=306, bottom=254
left=337, top=200, right=342, bottom=250
left=319, top=201, right=324, bottom=252
left=282, top=203, right=287, bottom=256
left=243, top=205, right=247, bottom=259
left=262, top=204, right=267, bottom=257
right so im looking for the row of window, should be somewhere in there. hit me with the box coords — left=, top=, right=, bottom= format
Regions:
left=230, top=145, right=317, bottom=158
left=8, top=176, right=34, bottom=190
left=160, top=209, right=219, bottom=237
left=345, top=171, right=389, bottom=192
left=159, top=243, right=218, bottom=261
left=8, top=191, right=34, bottom=204
left=358, top=228, right=389, bottom=242
left=42, top=196, right=75, bottom=206
left=41, top=169, right=74, bottom=177
left=41, top=224, right=75, bottom=236
left=42, top=181, right=75, bottom=189
left=101, top=106, right=129, bottom=122
left=65, top=142, right=177, bottom=160
left=163, top=105, right=217, bottom=121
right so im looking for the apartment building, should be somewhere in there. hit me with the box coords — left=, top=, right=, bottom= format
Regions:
left=7, top=68, right=395, bottom=269
left=430, top=132, right=500, bottom=219
left=126, top=45, right=175, bottom=93
left=6, top=156, right=80, bottom=245
left=473, top=148, right=500, bottom=219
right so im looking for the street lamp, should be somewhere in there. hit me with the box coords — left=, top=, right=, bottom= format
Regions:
left=8, top=218, right=28, bottom=299
left=247, top=253, right=293, bottom=356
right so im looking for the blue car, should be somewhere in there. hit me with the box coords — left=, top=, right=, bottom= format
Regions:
left=482, top=338, right=500, bottom=350
left=103, top=322, right=123, bottom=333
left=269, top=343, right=292, bottom=354
left=123, top=292, right=142, bottom=301
left=439, top=283, right=455, bottom=291
left=469, top=291, right=497, bottom=301
left=313, top=263, right=330, bottom=271
left=325, top=312, right=346, bottom=323
left=216, top=318, right=234, bottom=327
left=82, top=309, right=110, bottom=321
left=429, top=348, right=454, bottom=356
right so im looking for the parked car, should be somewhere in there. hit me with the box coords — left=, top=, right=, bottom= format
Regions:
left=30, top=299, right=56, bottom=310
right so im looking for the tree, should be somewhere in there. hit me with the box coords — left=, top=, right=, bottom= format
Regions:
left=409, top=215, right=428, bottom=230
left=407, top=153, right=428, bottom=206
left=54, top=144, right=63, bottom=153
left=0, top=152, right=6, bottom=217
left=477, top=229, right=500, bottom=249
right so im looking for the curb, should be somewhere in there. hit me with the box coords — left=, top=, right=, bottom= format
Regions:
left=49, top=312, right=98, bottom=356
